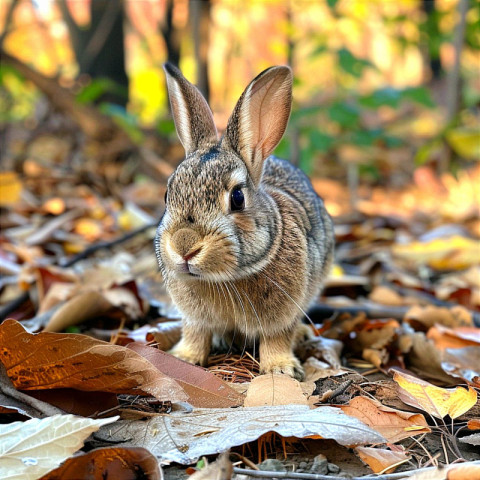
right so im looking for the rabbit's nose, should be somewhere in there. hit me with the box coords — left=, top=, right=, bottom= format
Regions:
left=171, top=228, right=201, bottom=259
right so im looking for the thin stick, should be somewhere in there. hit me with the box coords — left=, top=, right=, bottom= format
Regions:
left=60, top=222, right=156, bottom=267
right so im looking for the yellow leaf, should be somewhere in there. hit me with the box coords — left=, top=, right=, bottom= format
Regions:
left=392, top=235, right=480, bottom=270
left=0, top=171, right=22, bottom=206
left=446, top=127, right=480, bottom=160
left=392, top=369, right=477, bottom=419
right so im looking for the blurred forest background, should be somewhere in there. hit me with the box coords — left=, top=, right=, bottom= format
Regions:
left=1, top=0, right=479, bottom=180
left=0, top=0, right=479, bottom=254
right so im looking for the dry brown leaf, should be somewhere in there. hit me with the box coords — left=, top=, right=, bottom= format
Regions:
left=355, top=446, right=410, bottom=473
left=0, top=319, right=187, bottom=402
left=39, top=447, right=161, bottom=480
left=127, top=343, right=244, bottom=408
left=44, top=291, right=114, bottom=332
left=405, top=305, right=473, bottom=330
left=392, top=368, right=478, bottom=419
left=368, top=286, right=406, bottom=306
left=427, top=324, right=480, bottom=350
left=340, top=396, right=430, bottom=443
left=404, top=332, right=459, bottom=385
left=441, top=347, right=480, bottom=384
left=447, top=464, right=480, bottom=480
left=303, top=357, right=348, bottom=382
left=244, top=374, right=308, bottom=407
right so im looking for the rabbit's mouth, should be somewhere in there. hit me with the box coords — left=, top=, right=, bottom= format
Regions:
left=176, top=261, right=202, bottom=278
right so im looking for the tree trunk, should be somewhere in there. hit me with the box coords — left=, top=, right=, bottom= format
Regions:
left=190, top=0, right=211, bottom=101
left=58, top=0, right=129, bottom=107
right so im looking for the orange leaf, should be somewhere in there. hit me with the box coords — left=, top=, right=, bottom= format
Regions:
left=39, top=447, right=161, bottom=480
left=468, top=419, right=480, bottom=430
left=355, top=446, right=410, bottom=473
left=0, top=319, right=187, bottom=402
left=0, top=171, right=22, bottom=206
left=427, top=324, right=480, bottom=350
left=392, top=369, right=477, bottom=419
left=340, top=396, right=430, bottom=443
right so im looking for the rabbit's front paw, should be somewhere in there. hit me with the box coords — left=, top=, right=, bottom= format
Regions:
left=169, top=341, right=208, bottom=366
left=260, top=355, right=305, bottom=381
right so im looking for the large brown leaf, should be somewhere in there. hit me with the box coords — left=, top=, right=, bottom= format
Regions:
left=127, top=343, right=244, bottom=408
left=0, top=319, right=187, bottom=402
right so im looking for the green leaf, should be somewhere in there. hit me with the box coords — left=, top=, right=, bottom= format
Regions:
left=327, top=0, right=338, bottom=10
left=401, top=87, right=435, bottom=108
left=309, top=130, right=334, bottom=152
left=359, top=88, right=401, bottom=109
left=310, top=45, right=328, bottom=58
left=328, top=102, right=360, bottom=128
left=338, top=48, right=373, bottom=78
left=75, top=77, right=128, bottom=105
left=100, top=104, right=144, bottom=143
left=157, top=117, right=176, bottom=136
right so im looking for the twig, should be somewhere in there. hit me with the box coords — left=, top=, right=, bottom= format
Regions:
left=0, top=291, right=28, bottom=321
left=307, top=302, right=480, bottom=327
left=60, top=222, right=156, bottom=267
left=232, top=460, right=480, bottom=479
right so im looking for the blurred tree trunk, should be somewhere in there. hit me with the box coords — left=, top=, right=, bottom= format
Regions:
left=421, top=0, right=442, bottom=81
left=190, top=0, right=211, bottom=102
left=160, top=0, right=181, bottom=67
left=58, top=0, right=129, bottom=107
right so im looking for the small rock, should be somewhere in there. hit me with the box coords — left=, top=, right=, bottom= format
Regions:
left=258, top=459, right=287, bottom=472
left=310, top=454, right=328, bottom=475
left=328, top=463, right=341, bottom=473
left=299, top=461, right=308, bottom=469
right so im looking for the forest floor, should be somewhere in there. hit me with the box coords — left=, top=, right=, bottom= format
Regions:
left=1, top=116, right=479, bottom=479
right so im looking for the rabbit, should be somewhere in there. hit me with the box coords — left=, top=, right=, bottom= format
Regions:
left=154, top=63, right=334, bottom=380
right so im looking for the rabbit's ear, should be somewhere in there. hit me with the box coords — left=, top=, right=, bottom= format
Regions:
left=223, top=66, right=292, bottom=186
left=163, top=63, right=218, bottom=154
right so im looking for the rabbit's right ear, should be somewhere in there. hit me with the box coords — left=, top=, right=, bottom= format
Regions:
left=163, top=63, right=218, bottom=155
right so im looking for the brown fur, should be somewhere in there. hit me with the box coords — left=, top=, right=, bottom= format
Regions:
left=155, top=64, right=334, bottom=379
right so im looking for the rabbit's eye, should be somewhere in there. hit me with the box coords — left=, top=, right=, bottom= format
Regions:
left=230, top=187, right=245, bottom=212
left=164, top=190, right=168, bottom=204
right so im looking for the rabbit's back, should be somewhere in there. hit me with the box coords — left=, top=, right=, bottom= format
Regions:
left=263, top=156, right=334, bottom=290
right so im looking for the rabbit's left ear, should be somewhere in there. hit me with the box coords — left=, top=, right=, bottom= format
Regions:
left=164, top=63, right=218, bottom=155
left=223, top=66, right=292, bottom=186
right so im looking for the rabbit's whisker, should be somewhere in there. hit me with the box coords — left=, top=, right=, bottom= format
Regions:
left=227, top=280, right=250, bottom=358
left=259, top=270, right=315, bottom=328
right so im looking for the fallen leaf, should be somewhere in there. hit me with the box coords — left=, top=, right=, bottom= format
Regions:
left=303, top=357, right=349, bottom=382
left=392, top=369, right=478, bottom=419
left=355, top=446, right=410, bottom=473
left=468, top=419, right=480, bottom=430
left=0, top=172, right=22, bottom=207
left=340, top=396, right=430, bottom=443
left=404, top=332, right=459, bottom=385
left=39, top=447, right=161, bottom=480
left=392, top=235, right=480, bottom=270
left=368, top=286, right=406, bottom=306
left=427, top=324, right=480, bottom=350
left=405, top=305, right=472, bottom=330
left=0, top=319, right=187, bottom=402
left=189, top=452, right=232, bottom=480
left=0, top=414, right=117, bottom=480
left=459, top=433, right=480, bottom=446
left=441, top=347, right=480, bottom=384
left=244, top=374, right=308, bottom=407
left=96, top=405, right=386, bottom=464
left=127, top=343, right=244, bottom=408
